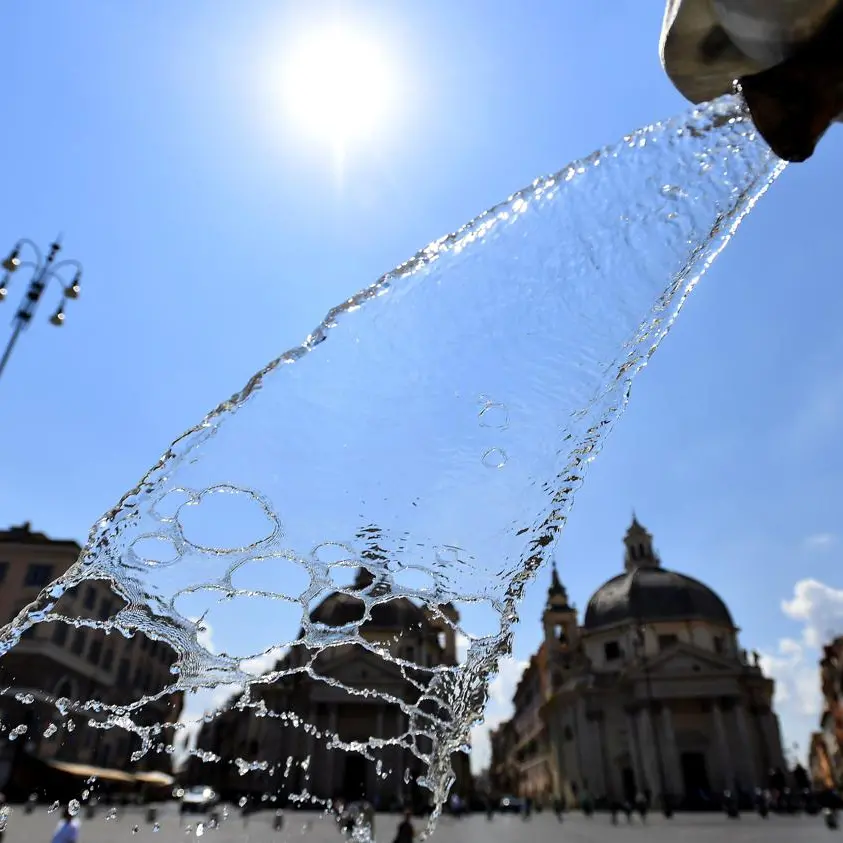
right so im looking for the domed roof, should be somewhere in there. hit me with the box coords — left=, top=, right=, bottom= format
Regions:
left=583, top=566, right=734, bottom=630
left=308, top=567, right=434, bottom=630
left=309, top=591, right=431, bottom=629
left=583, top=517, right=734, bottom=631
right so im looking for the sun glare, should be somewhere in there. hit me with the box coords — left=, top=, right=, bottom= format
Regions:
left=281, top=25, right=395, bottom=155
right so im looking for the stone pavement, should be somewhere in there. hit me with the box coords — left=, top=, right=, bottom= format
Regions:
left=2, top=805, right=838, bottom=842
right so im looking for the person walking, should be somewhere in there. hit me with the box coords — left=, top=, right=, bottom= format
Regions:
left=51, top=806, right=80, bottom=843
left=394, top=809, right=415, bottom=843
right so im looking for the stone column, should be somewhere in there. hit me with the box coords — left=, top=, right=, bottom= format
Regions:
left=326, top=706, right=338, bottom=801
left=585, top=710, right=606, bottom=798
left=659, top=704, right=682, bottom=801
left=732, top=702, right=757, bottom=790
left=712, top=700, right=733, bottom=790
left=763, top=709, right=786, bottom=771
left=637, top=705, right=659, bottom=798
left=625, top=706, right=646, bottom=795
left=574, top=699, right=591, bottom=790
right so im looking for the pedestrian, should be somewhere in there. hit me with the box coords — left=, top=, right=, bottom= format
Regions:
left=635, top=791, right=648, bottom=823
left=51, top=806, right=80, bottom=843
left=394, top=809, right=414, bottom=843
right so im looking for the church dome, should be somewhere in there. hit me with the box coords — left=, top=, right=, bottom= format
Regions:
left=583, top=517, right=734, bottom=631
left=308, top=568, right=434, bottom=630
left=583, top=566, right=734, bottom=630
left=309, top=591, right=432, bottom=629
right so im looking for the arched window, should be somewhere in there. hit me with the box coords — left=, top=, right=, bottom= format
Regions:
left=55, top=678, right=74, bottom=700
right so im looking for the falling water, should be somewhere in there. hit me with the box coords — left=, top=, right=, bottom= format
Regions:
left=0, top=94, right=783, bottom=838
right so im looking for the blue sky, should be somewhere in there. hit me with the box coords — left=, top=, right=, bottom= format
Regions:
left=3, top=2, right=843, bottom=774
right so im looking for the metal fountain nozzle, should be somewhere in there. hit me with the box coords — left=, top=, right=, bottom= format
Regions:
left=661, top=0, right=843, bottom=161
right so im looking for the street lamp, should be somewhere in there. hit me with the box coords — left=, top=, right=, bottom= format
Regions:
left=634, top=624, right=673, bottom=818
left=0, top=236, right=83, bottom=383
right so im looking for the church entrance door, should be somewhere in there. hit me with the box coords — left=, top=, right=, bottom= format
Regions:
left=680, top=752, right=710, bottom=802
left=343, top=754, right=368, bottom=802
left=621, top=767, right=636, bottom=802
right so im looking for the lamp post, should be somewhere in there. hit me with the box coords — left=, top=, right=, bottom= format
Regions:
left=0, top=236, right=82, bottom=384
left=634, top=625, right=672, bottom=817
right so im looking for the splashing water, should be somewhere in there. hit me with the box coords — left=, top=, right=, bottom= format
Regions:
left=0, top=95, right=783, bottom=836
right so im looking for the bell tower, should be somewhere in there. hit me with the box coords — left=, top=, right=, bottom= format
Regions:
left=623, top=514, right=660, bottom=571
left=542, top=563, right=579, bottom=652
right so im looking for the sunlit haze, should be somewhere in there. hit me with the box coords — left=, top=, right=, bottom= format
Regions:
left=280, top=23, right=397, bottom=161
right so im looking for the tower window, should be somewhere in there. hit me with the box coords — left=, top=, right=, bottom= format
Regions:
left=713, top=636, right=725, bottom=655
left=604, top=641, right=621, bottom=661
left=658, top=634, right=678, bottom=651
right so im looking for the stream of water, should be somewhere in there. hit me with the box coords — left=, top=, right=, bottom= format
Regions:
left=0, top=93, right=784, bottom=839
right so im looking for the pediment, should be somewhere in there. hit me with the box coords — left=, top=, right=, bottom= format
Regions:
left=311, top=647, right=405, bottom=687
left=631, top=644, right=734, bottom=678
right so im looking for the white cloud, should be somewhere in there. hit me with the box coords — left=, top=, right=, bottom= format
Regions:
left=759, top=578, right=843, bottom=758
left=781, top=579, right=843, bottom=648
left=241, top=646, right=287, bottom=677
left=189, top=616, right=215, bottom=653
left=803, top=533, right=837, bottom=551
left=470, top=655, right=527, bottom=773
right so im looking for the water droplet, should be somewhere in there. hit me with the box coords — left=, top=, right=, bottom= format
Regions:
left=67, top=799, right=80, bottom=817
left=481, top=447, right=508, bottom=469
left=478, top=400, right=509, bottom=429
left=43, top=723, right=57, bottom=738
left=238, top=797, right=247, bottom=807
left=153, top=822, right=160, bottom=833
left=65, top=720, right=75, bottom=733
left=184, top=824, right=193, bottom=835
left=132, top=825, right=139, bottom=835
left=106, top=807, right=118, bottom=822
left=49, top=801, right=60, bottom=814
left=195, top=822, right=205, bottom=837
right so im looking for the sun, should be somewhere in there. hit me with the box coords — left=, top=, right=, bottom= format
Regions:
left=281, top=24, right=396, bottom=154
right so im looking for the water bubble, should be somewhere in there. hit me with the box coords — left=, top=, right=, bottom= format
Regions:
left=8, top=724, right=27, bottom=740
left=184, top=824, right=193, bottom=835
left=67, top=799, right=80, bottom=817
left=65, top=720, right=75, bottom=733
left=49, top=801, right=60, bottom=814
left=478, top=400, right=509, bottom=429
left=153, top=823, right=160, bottom=833
left=14, top=692, right=34, bottom=704
left=43, top=723, right=58, bottom=738
left=195, top=822, right=205, bottom=837
left=106, top=807, right=118, bottom=822
left=238, top=797, right=247, bottom=807
left=481, top=447, right=508, bottom=469
left=132, top=825, right=139, bottom=834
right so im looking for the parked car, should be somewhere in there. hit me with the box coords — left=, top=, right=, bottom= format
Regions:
left=180, top=786, right=219, bottom=814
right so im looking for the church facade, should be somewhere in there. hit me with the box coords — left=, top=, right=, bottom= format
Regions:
left=189, top=566, right=471, bottom=809
left=493, top=518, right=786, bottom=810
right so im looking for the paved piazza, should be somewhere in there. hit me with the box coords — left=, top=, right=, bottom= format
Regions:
left=1, top=805, right=838, bottom=842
